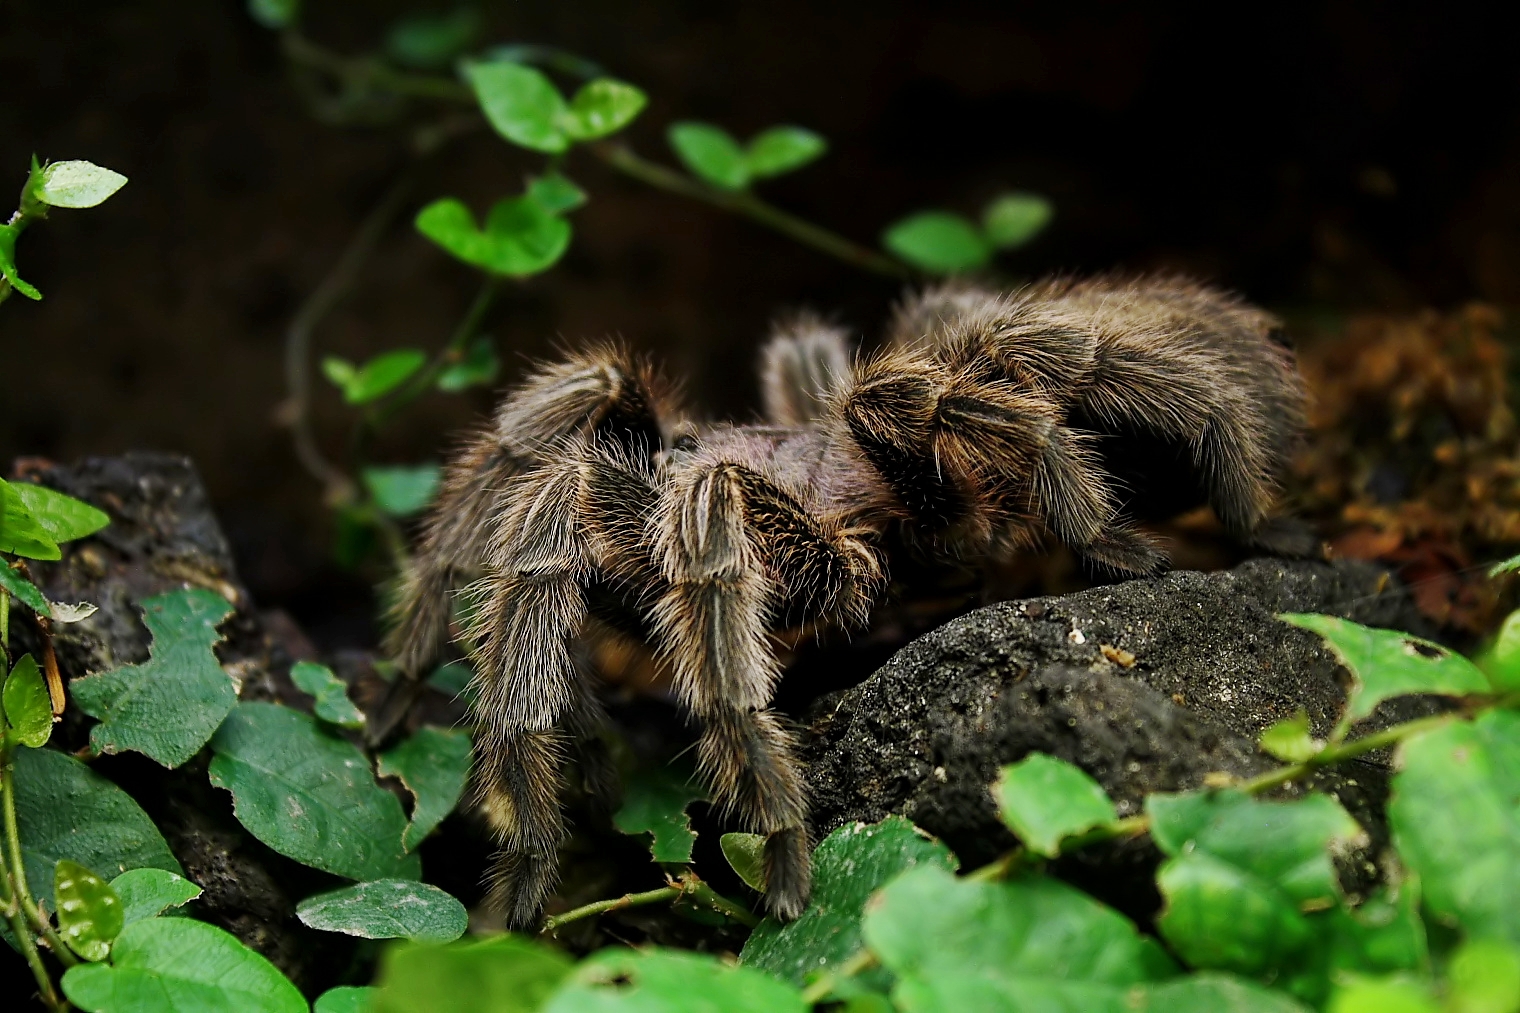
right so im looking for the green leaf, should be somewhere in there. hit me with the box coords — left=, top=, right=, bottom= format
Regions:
left=316, top=986, right=377, bottom=1013
left=981, top=192, right=1053, bottom=249
left=744, top=126, right=827, bottom=179
left=385, top=8, right=479, bottom=70
left=208, top=702, right=420, bottom=881
left=297, top=879, right=468, bottom=942
left=55, top=859, right=125, bottom=962
left=9, top=482, right=110, bottom=542
left=1149, top=790, right=1364, bottom=907
left=0, top=559, right=50, bottom=613
left=372, top=935, right=573, bottom=1013
left=326, top=349, right=428, bottom=405
left=33, top=160, right=128, bottom=209
left=742, top=816, right=959, bottom=988
left=1484, top=609, right=1520, bottom=692
left=1148, top=790, right=1364, bottom=976
left=0, top=477, right=61, bottom=559
left=1280, top=614, right=1491, bottom=721
left=363, top=465, right=442, bottom=519
left=1388, top=709, right=1520, bottom=943
left=247, top=0, right=299, bottom=28
left=527, top=174, right=588, bottom=215
left=991, top=753, right=1118, bottom=857
left=467, top=61, right=570, bottom=154
left=4, top=653, right=53, bottom=747
left=377, top=725, right=473, bottom=851
left=544, top=948, right=806, bottom=1013
left=668, top=122, right=750, bottom=190
left=861, top=865, right=1171, bottom=1012
left=290, top=660, right=366, bottom=729
left=437, top=337, right=502, bottom=392
left=416, top=197, right=572, bottom=277
left=109, top=869, right=202, bottom=925
left=882, top=212, right=992, bottom=274
left=613, top=766, right=705, bottom=863
left=61, top=917, right=306, bottom=1013
left=1260, top=709, right=1324, bottom=763
left=1136, top=975, right=1313, bottom=1012
left=71, top=589, right=238, bottom=768
left=1316, top=882, right=1429, bottom=982
left=14, top=745, right=182, bottom=906
left=0, top=221, right=44, bottom=301
left=1446, top=938, right=1520, bottom=1013
left=1326, top=978, right=1439, bottom=1013
left=563, top=79, right=648, bottom=140
left=720, top=832, right=766, bottom=891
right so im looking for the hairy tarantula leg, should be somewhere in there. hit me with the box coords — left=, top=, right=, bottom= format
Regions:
left=377, top=344, right=673, bottom=744
left=760, top=313, right=853, bottom=426
left=651, top=462, right=883, bottom=921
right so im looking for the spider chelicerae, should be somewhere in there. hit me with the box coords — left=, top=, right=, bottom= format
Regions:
left=381, top=274, right=1309, bottom=927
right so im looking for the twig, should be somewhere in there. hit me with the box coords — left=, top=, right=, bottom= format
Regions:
left=1236, top=709, right=1474, bottom=796
left=540, top=871, right=757, bottom=933
left=282, top=167, right=420, bottom=505
left=592, top=143, right=913, bottom=280
left=31, top=614, right=65, bottom=718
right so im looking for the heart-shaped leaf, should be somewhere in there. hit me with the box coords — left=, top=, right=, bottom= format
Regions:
left=3, top=653, right=53, bottom=747
left=468, top=61, right=570, bottom=153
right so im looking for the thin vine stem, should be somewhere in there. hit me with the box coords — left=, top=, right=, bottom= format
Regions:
left=2, top=749, right=76, bottom=970
left=540, top=871, right=756, bottom=933
left=369, top=275, right=502, bottom=430
left=799, top=947, right=879, bottom=1005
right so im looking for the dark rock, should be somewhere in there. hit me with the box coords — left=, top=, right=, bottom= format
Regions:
left=801, top=558, right=1444, bottom=916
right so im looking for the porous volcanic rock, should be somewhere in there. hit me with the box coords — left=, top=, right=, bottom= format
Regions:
left=800, top=559, right=1445, bottom=913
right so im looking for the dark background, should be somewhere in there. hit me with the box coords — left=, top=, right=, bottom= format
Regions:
left=3, top=0, right=1517, bottom=647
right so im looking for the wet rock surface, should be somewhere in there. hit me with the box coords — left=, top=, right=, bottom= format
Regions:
left=800, top=559, right=1445, bottom=914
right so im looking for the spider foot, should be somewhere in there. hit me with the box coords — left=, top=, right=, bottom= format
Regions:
left=762, top=825, right=812, bottom=922
left=488, top=849, right=559, bottom=930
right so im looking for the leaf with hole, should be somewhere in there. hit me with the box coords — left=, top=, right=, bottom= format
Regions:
left=378, top=725, right=472, bottom=851
left=71, top=589, right=238, bottom=768
left=614, top=765, right=706, bottom=863
left=1259, top=709, right=1323, bottom=763
left=981, top=192, right=1053, bottom=249
left=13, top=745, right=182, bottom=907
left=668, top=122, right=750, bottom=190
left=992, top=753, right=1118, bottom=857
left=468, top=61, right=570, bottom=153
left=0, top=477, right=60, bottom=559
left=882, top=212, right=991, bottom=274
left=742, top=816, right=959, bottom=989
left=721, top=832, right=766, bottom=891
left=209, top=702, right=420, bottom=881
left=563, top=79, right=648, bottom=140
left=372, top=935, right=573, bottom=1013
left=61, top=916, right=305, bottom=1013
left=1281, top=614, right=1491, bottom=721
left=298, top=879, right=468, bottom=942
left=55, top=859, right=125, bottom=961
left=33, top=160, right=128, bottom=209
left=8, top=482, right=110, bottom=543
left=545, top=948, right=806, bottom=1013
left=4, top=653, right=52, bottom=747
left=1389, top=708, right=1520, bottom=943
left=437, top=336, right=501, bottom=392
left=862, top=864, right=1174, bottom=1012
left=363, top=464, right=441, bottom=520
left=745, top=126, right=827, bottom=178
left=290, top=660, right=366, bottom=729
left=110, top=869, right=201, bottom=924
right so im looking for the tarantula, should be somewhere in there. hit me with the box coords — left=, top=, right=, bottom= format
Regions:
left=381, top=274, right=1307, bottom=927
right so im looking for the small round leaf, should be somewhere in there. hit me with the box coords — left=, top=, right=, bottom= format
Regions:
left=55, top=859, right=125, bottom=962
left=745, top=126, right=827, bottom=179
left=564, top=79, right=648, bottom=140
left=668, top=122, right=750, bottom=190
left=467, top=61, right=570, bottom=153
left=882, top=212, right=991, bottom=274
left=991, top=752, right=1117, bottom=857
left=1259, top=709, right=1323, bottom=763
left=981, top=192, right=1053, bottom=249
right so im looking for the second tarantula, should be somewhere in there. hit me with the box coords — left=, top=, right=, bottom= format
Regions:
left=383, top=275, right=1307, bottom=926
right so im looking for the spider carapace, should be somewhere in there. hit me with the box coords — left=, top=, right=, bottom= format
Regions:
left=382, top=275, right=1309, bottom=927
